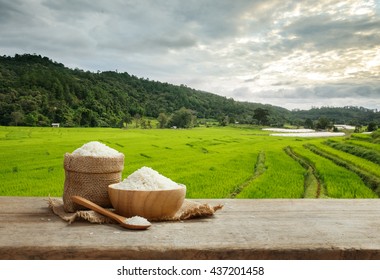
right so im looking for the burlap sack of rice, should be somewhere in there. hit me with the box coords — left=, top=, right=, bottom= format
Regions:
left=63, top=153, right=124, bottom=212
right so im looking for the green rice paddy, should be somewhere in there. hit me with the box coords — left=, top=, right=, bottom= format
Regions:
left=0, top=126, right=379, bottom=199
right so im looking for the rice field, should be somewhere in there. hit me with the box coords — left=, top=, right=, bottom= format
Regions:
left=0, top=126, right=379, bottom=199
left=291, top=146, right=377, bottom=198
left=346, top=140, right=380, bottom=153
left=236, top=148, right=305, bottom=198
left=311, top=142, right=380, bottom=178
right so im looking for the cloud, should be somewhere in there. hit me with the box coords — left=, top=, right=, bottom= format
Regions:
left=0, top=0, right=379, bottom=110
left=0, top=0, right=36, bottom=24
left=283, top=15, right=380, bottom=51
left=228, top=83, right=380, bottom=110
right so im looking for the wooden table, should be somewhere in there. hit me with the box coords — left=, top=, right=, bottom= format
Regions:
left=1, top=197, right=380, bottom=259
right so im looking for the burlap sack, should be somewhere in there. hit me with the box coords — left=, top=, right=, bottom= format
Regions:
left=63, top=153, right=124, bottom=212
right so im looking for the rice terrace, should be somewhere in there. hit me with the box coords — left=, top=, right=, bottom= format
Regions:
left=1, top=125, right=379, bottom=199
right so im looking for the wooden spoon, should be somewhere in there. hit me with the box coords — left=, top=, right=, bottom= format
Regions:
left=71, top=195, right=151, bottom=230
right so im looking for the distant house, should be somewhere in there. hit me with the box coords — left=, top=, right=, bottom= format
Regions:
left=51, top=123, right=60, bottom=128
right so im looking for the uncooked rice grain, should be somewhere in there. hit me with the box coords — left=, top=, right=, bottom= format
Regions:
left=126, top=216, right=150, bottom=225
left=71, top=141, right=122, bottom=157
left=113, top=166, right=182, bottom=190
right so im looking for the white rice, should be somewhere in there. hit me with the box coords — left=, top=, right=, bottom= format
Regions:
left=113, top=166, right=182, bottom=190
left=125, top=216, right=150, bottom=225
left=71, top=141, right=122, bottom=157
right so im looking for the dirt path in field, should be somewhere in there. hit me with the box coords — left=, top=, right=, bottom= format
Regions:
left=229, top=151, right=266, bottom=198
left=284, top=146, right=322, bottom=198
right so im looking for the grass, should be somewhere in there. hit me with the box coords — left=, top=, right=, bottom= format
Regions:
left=230, top=151, right=266, bottom=198
left=346, top=140, right=380, bottom=153
left=0, top=126, right=379, bottom=199
left=305, top=144, right=380, bottom=197
left=293, top=146, right=377, bottom=198
left=236, top=148, right=306, bottom=198
left=324, top=140, right=380, bottom=165
left=0, top=126, right=257, bottom=198
left=312, top=142, right=380, bottom=178
left=284, top=146, right=325, bottom=198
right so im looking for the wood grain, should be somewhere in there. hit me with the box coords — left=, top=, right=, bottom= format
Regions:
left=1, top=197, right=380, bottom=259
left=108, top=185, right=186, bottom=220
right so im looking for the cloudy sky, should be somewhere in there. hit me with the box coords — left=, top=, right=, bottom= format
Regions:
left=1, top=0, right=379, bottom=110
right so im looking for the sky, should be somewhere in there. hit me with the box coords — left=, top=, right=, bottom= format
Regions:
left=0, top=0, right=379, bottom=110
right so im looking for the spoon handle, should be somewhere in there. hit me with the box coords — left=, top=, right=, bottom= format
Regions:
left=71, top=195, right=124, bottom=224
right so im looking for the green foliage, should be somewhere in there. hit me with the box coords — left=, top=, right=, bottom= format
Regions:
left=253, top=151, right=267, bottom=177
left=218, top=115, right=230, bottom=126
left=168, top=107, right=196, bottom=128
left=372, top=129, right=380, bottom=143
left=305, top=144, right=380, bottom=196
left=1, top=125, right=379, bottom=199
left=350, top=133, right=373, bottom=141
left=293, top=145, right=376, bottom=198
left=237, top=148, right=306, bottom=198
left=284, top=146, right=324, bottom=198
left=0, top=126, right=256, bottom=198
left=346, top=140, right=380, bottom=154
left=315, top=117, right=333, bottom=130
left=157, top=113, right=169, bottom=128
left=230, top=151, right=266, bottom=198
left=292, top=106, right=380, bottom=126
left=0, top=54, right=291, bottom=128
left=2, top=54, right=379, bottom=129
left=304, top=118, right=314, bottom=129
left=367, top=122, right=378, bottom=132
left=324, top=140, right=380, bottom=165
left=253, top=108, right=270, bottom=125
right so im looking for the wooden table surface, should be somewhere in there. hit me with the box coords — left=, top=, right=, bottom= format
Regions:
left=1, top=196, right=380, bottom=260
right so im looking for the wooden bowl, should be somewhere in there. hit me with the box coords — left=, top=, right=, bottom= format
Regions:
left=108, top=184, right=186, bottom=220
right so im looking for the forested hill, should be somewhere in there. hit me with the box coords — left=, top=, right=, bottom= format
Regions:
left=0, top=54, right=292, bottom=127
left=292, top=107, right=380, bottom=127
left=0, top=54, right=379, bottom=127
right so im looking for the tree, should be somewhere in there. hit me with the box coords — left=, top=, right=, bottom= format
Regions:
left=140, top=118, right=147, bottom=129
left=120, top=113, right=132, bottom=128
left=304, top=118, right=314, bottom=129
left=4, top=54, right=380, bottom=129
left=367, top=122, right=378, bottom=132
left=24, top=112, right=38, bottom=126
left=219, top=115, right=229, bottom=126
left=157, top=112, right=169, bottom=128
left=134, top=113, right=141, bottom=128
left=253, top=108, right=270, bottom=125
left=315, top=117, right=332, bottom=130
left=10, top=111, right=24, bottom=126
left=169, top=107, right=196, bottom=128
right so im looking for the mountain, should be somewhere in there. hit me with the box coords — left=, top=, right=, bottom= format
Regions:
left=0, top=54, right=379, bottom=127
left=292, top=107, right=380, bottom=127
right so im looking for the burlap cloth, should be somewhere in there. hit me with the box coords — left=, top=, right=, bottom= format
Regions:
left=63, top=153, right=124, bottom=212
left=48, top=197, right=223, bottom=224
